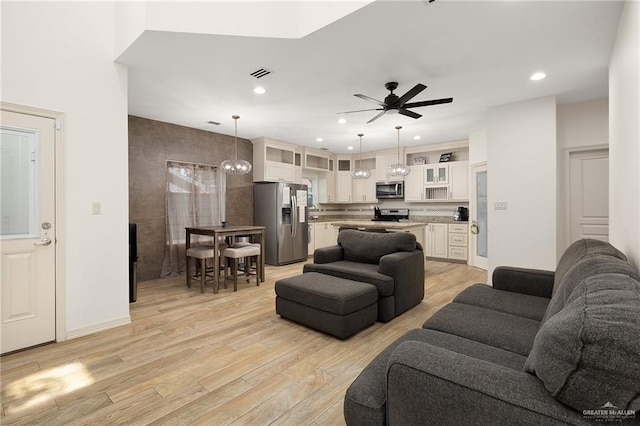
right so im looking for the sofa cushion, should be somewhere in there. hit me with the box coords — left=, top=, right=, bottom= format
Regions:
left=541, top=255, right=640, bottom=324
left=303, top=261, right=394, bottom=297
left=344, top=328, right=529, bottom=426
left=422, top=303, right=541, bottom=356
left=525, top=273, right=640, bottom=411
left=554, top=239, right=627, bottom=296
left=454, top=284, right=550, bottom=321
left=337, top=230, right=416, bottom=265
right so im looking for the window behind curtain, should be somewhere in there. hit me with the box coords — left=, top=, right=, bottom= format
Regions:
left=162, top=161, right=225, bottom=277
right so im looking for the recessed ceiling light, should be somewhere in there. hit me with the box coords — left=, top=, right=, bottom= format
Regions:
left=316, top=137, right=323, bottom=142
left=530, top=72, right=546, bottom=81
left=414, top=135, right=421, bottom=140
left=338, top=118, right=347, bottom=124
left=253, top=86, right=266, bottom=94
left=347, top=146, right=354, bottom=150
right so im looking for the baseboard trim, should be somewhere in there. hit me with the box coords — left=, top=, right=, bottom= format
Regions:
left=66, top=315, right=132, bottom=340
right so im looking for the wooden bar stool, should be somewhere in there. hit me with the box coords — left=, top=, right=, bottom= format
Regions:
left=222, top=244, right=261, bottom=291
left=186, top=245, right=215, bottom=292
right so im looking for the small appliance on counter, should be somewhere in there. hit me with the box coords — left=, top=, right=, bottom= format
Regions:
left=453, top=207, right=469, bottom=221
left=371, top=208, right=409, bottom=222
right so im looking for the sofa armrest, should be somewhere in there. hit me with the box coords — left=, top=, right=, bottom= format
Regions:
left=386, top=341, right=585, bottom=425
left=492, top=266, right=555, bottom=298
left=313, top=245, right=344, bottom=264
left=378, top=251, right=425, bottom=316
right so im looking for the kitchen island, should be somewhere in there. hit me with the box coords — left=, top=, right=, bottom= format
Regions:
left=311, top=220, right=426, bottom=254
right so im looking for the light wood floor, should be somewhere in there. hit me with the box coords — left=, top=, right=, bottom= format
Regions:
left=1, top=260, right=486, bottom=425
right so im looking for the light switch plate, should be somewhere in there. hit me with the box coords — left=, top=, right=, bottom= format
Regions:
left=494, top=202, right=508, bottom=210
left=92, top=202, right=101, bottom=215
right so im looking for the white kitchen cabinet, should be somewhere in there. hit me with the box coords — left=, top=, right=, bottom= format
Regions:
left=425, top=223, right=448, bottom=258
left=308, top=222, right=315, bottom=255
left=448, top=161, right=469, bottom=201
left=317, top=170, right=335, bottom=203
left=425, top=164, right=449, bottom=185
left=375, top=151, right=404, bottom=182
left=314, top=222, right=339, bottom=249
left=304, top=148, right=332, bottom=171
left=448, top=223, right=469, bottom=261
left=352, top=176, right=377, bottom=202
left=294, top=151, right=303, bottom=184
left=336, top=171, right=352, bottom=202
left=404, top=164, right=426, bottom=201
left=252, top=137, right=296, bottom=183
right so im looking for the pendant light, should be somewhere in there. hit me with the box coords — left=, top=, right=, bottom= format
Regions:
left=221, top=115, right=252, bottom=175
left=388, top=125, right=411, bottom=177
left=351, top=133, right=371, bottom=179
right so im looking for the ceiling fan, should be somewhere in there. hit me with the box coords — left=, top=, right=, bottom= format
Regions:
left=338, top=82, right=453, bottom=123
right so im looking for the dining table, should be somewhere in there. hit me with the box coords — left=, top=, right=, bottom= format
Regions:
left=185, top=225, right=266, bottom=293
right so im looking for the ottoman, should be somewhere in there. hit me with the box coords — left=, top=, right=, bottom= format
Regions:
left=275, top=272, right=378, bottom=339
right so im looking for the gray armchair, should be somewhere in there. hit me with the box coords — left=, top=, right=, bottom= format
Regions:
left=303, top=230, right=424, bottom=322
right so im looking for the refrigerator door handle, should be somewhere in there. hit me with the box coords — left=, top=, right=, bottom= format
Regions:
left=291, top=194, right=297, bottom=237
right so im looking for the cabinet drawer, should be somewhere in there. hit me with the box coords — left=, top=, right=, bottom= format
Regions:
left=448, top=233, right=468, bottom=246
left=448, top=246, right=468, bottom=260
left=449, top=224, right=468, bottom=233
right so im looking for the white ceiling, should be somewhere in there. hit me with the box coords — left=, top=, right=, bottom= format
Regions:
left=120, top=0, right=623, bottom=154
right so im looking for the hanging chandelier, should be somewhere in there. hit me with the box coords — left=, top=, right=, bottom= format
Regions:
left=388, top=125, right=411, bottom=177
left=351, top=133, right=371, bottom=179
left=221, top=115, right=252, bottom=175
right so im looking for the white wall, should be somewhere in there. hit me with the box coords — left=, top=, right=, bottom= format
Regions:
left=609, top=1, right=640, bottom=270
left=487, top=96, right=557, bottom=279
left=1, top=3, right=130, bottom=337
left=556, top=98, right=609, bottom=256
left=469, top=128, right=488, bottom=165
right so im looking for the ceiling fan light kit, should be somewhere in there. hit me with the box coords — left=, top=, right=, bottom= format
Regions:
left=221, top=115, right=252, bottom=175
left=351, top=133, right=371, bottom=179
left=388, top=125, right=411, bottom=178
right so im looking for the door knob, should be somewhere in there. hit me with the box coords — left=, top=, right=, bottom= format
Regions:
left=34, top=237, right=52, bottom=246
left=470, top=224, right=479, bottom=235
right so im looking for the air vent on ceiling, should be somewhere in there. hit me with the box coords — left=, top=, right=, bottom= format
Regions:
left=207, top=121, right=221, bottom=126
left=250, top=68, right=272, bottom=79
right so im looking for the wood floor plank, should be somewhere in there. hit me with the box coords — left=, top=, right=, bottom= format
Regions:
left=0, top=259, right=486, bottom=425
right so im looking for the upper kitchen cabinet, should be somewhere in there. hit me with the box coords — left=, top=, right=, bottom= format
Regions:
left=404, top=164, right=427, bottom=201
left=335, top=156, right=352, bottom=203
left=304, top=148, right=333, bottom=172
left=352, top=157, right=377, bottom=202
left=425, top=163, right=449, bottom=185
left=252, top=137, right=296, bottom=183
left=375, top=149, right=404, bottom=182
left=448, top=160, right=469, bottom=201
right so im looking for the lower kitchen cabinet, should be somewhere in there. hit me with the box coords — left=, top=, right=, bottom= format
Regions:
left=313, top=222, right=339, bottom=251
left=448, top=223, right=469, bottom=261
left=425, top=223, right=448, bottom=258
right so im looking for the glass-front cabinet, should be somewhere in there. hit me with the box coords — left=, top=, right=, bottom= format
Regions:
left=425, top=164, right=448, bottom=185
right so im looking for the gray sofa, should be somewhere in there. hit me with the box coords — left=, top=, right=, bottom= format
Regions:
left=344, top=239, right=640, bottom=425
left=303, top=230, right=425, bottom=322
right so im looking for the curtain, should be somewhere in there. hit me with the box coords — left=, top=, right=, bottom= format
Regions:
left=161, top=161, right=225, bottom=277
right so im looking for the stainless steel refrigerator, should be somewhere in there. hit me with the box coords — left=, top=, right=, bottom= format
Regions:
left=254, top=182, right=308, bottom=265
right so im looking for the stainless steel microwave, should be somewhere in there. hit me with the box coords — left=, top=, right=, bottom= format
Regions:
left=376, top=181, right=404, bottom=199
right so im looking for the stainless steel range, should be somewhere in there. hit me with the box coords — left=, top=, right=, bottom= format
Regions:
left=372, top=208, right=409, bottom=222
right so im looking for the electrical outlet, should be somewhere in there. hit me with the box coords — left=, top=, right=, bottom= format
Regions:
left=494, top=202, right=508, bottom=210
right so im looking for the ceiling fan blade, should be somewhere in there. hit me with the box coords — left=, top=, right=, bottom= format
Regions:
left=404, top=97, right=453, bottom=108
left=354, top=94, right=386, bottom=107
left=398, top=108, right=422, bottom=119
left=367, top=110, right=387, bottom=123
left=337, top=108, right=383, bottom=115
left=395, top=83, right=427, bottom=107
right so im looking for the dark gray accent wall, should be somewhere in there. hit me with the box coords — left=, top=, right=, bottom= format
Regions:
left=128, top=115, right=254, bottom=282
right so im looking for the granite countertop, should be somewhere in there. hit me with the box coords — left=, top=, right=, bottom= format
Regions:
left=321, top=220, right=427, bottom=230
left=309, top=217, right=468, bottom=225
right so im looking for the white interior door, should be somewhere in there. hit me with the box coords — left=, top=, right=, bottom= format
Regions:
left=1, top=110, right=56, bottom=354
left=470, top=163, right=488, bottom=270
left=569, top=148, right=609, bottom=243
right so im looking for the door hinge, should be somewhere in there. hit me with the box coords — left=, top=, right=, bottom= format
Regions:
left=31, top=151, right=36, bottom=162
